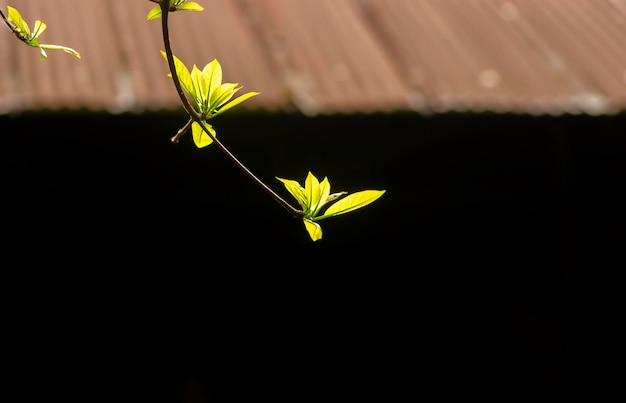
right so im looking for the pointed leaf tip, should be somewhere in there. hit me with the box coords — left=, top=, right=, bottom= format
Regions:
left=191, top=121, right=216, bottom=148
left=304, top=219, right=323, bottom=241
left=180, top=2, right=205, bottom=12
left=146, top=6, right=162, bottom=20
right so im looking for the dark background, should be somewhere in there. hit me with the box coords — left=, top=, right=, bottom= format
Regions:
left=2, top=111, right=624, bottom=401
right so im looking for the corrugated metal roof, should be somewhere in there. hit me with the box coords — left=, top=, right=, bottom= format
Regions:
left=1, top=0, right=626, bottom=115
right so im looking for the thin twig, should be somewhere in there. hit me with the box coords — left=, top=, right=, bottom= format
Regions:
left=1, top=7, right=27, bottom=42
left=0, top=8, right=8, bottom=26
left=171, top=118, right=193, bottom=144
left=158, top=0, right=302, bottom=218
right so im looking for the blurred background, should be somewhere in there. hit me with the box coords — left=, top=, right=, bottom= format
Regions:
left=2, top=1, right=624, bottom=401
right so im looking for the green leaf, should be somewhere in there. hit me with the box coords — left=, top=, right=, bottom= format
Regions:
left=304, top=172, right=321, bottom=215
left=191, top=64, right=207, bottom=106
left=303, top=219, right=323, bottom=242
left=203, top=59, right=223, bottom=105
left=161, top=51, right=195, bottom=100
left=146, top=6, right=162, bottom=21
left=276, top=177, right=308, bottom=210
left=32, top=20, right=47, bottom=39
left=311, top=177, right=331, bottom=216
left=7, top=6, right=30, bottom=38
left=211, top=91, right=260, bottom=118
left=191, top=121, right=216, bottom=148
left=39, top=44, right=81, bottom=58
left=211, top=83, right=238, bottom=110
left=315, top=190, right=386, bottom=221
left=179, top=2, right=205, bottom=12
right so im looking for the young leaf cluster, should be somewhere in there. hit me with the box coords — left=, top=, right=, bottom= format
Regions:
left=277, top=172, right=386, bottom=241
left=160, top=51, right=259, bottom=148
left=3, top=6, right=79, bottom=59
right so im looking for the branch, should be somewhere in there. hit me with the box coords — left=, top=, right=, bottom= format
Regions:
left=158, top=0, right=303, bottom=218
left=0, top=7, right=26, bottom=43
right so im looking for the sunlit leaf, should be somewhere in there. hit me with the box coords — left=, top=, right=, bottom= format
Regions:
left=32, top=20, right=47, bottom=39
left=276, top=177, right=307, bottom=209
left=203, top=59, right=222, bottom=104
left=191, top=64, right=207, bottom=106
left=211, top=91, right=260, bottom=118
left=191, top=121, right=216, bottom=148
left=211, top=83, right=238, bottom=110
left=7, top=6, right=30, bottom=38
left=146, top=6, right=162, bottom=21
left=311, top=177, right=331, bottom=216
left=161, top=51, right=194, bottom=99
left=315, top=190, right=386, bottom=220
left=303, top=219, right=323, bottom=242
left=304, top=172, right=321, bottom=215
left=40, top=44, right=81, bottom=58
left=179, top=2, right=205, bottom=12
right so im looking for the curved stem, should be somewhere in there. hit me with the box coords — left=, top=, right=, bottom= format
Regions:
left=1, top=7, right=25, bottom=42
left=158, top=1, right=302, bottom=218
left=0, top=8, right=8, bottom=27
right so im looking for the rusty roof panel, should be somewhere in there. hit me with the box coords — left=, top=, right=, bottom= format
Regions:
left=359, top=0, right=626, bottom=114
left=235, top=0, right=413, bottom=114
left=1, top=0, right=625, bottom=115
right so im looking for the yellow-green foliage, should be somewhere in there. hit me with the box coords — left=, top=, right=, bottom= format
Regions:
left=160, top=51, right=260, bottom=148
left=278, top=172, right=385, bottom=241
left=5, top=6, right=80, bottom=59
